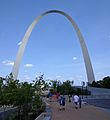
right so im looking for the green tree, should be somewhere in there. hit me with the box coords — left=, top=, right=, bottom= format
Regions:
left=57, top=80, right=74, bottom=95
left=0, top=77, right=4, bottom=105
left=90, top=76, right=110, bottom=89
left=0, top=73, right=46, bottom=120
left=102, top=76, right=110, bottom=88
left=34, top=74, right=46, bottom=95
left=50, top=80, right=60, bottom=92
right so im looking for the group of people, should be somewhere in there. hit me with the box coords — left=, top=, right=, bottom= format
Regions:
left=47, top=92, right=60, bottom=102
left=58, top=94, right=81, bottom=110
left=47, top=92, right=82, bottom=110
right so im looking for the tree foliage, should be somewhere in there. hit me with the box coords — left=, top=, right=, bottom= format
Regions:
left=0, top=73, right=46, bottom=120
left=57, top=80, right=74, bottom=95
left=90, top=76, right=110, bottom=89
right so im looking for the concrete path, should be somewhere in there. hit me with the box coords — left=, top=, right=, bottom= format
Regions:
left=48, top=101, right=110, bottom=120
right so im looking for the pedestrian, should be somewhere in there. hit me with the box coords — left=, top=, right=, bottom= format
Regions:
left=56, top=92, right=60, bottom=102
left=48, top=92, right=53, bottom=102
left=62, top=95, right=65, bottom=110
left=68, top=94, right=71, bottom=102
left=59, top=95, right=65, bottom=110
left=78, top=95, right=81, bottom=108
left=72, top=94, right=79, bottom=109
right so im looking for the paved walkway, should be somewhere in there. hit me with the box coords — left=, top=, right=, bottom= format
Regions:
left=47, top=100, right=110, bottom=120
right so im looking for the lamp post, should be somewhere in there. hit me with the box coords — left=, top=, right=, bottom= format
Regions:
left=85, top=82, right=88, bottom=98
left=81, top=81, right=85, bottom=99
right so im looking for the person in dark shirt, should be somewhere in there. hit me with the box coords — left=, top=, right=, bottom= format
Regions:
left=78, top=95, right=82, bottom=108
left=59, top=95, right=65, bottom=110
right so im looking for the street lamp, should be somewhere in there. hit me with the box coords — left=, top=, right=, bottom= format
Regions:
left=81, top=81, right=85, bottom=99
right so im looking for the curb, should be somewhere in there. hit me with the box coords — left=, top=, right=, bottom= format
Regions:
left=35, top=101, right=52, bottom=120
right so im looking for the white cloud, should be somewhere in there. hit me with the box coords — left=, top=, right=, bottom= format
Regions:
left=2, top=60, right=14, bottom=66
left=73, top=57, right=77, bottom=60
left=56, top=75, right=62, bottom=78
left=17, top=41, right=22, bottom=46
left=24, top=64, right=33, bottom=67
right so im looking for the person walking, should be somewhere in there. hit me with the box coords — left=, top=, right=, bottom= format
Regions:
left=72, top=94, right=79, bottom=109
left=59, top=95, right=65, bottom=110
left=78, top=95, right=82, bottom=108
left=48, top=92, right=53, bottom=102
left=62, top=95, right=65, bottom=110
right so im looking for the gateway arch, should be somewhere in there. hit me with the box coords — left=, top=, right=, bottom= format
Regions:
left=12, top=10, right=95, bottom=83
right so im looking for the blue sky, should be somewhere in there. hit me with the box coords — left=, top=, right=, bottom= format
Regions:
left=0, top=0, right=110, bottom=85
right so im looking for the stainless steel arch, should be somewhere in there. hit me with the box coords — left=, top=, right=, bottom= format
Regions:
left=12, top=10, right=95, bottom=83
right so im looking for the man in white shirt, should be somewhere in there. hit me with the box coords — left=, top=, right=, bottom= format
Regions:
left=72, top=95, right=79, bottom=109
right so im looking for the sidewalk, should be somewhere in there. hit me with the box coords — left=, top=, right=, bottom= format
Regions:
left=48, top=100, right=110, bottom=120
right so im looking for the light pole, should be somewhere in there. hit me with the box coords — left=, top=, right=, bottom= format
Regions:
left=85, top=82, right=88, bottom=98
left=81, top=81, right=85, bottom=99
